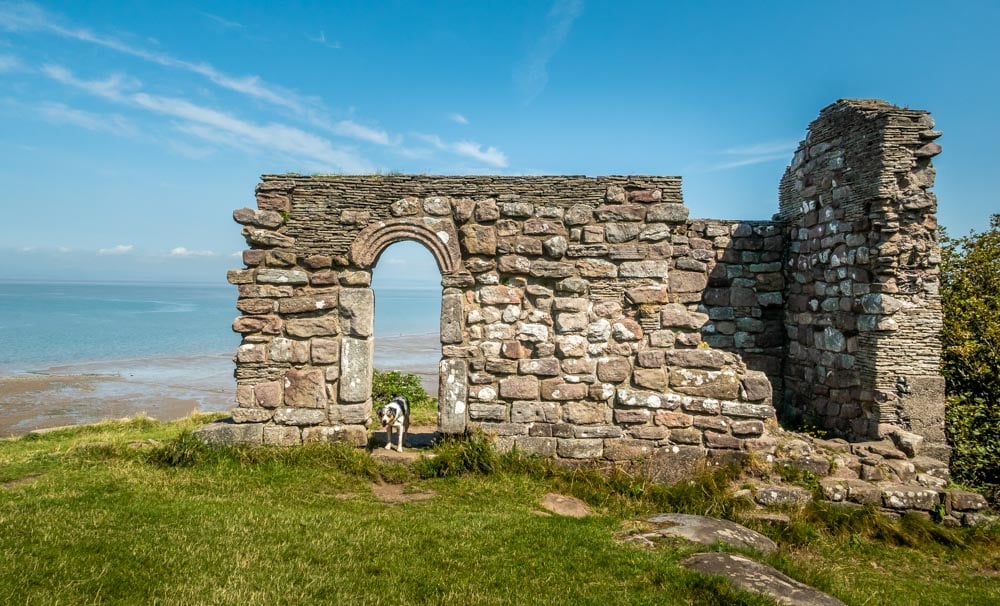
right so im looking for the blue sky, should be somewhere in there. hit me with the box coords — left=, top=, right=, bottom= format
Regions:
left=0, top=1, right=997, bottom=284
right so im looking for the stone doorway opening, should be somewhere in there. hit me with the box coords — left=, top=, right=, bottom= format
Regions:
left=371, top=240, right=442, bottom=449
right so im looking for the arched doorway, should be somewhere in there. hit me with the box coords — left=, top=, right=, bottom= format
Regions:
left=371, top=241, right=441, bottom=445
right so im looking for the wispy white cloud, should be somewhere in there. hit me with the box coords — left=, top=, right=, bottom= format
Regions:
left=415, top=133, right=508, bottom=168
left=308, top=30, right=340, bottom=49
left=97, top=244, right=134, bottom=255
left=42, top=65, right=374, bottom=172
left=169, top=246, right=215, bottom=257
left=513, top=0, right=583, bottom=104
left=711, top=139, right=799, bottom=171
left=448, top=112, right=469, bottom=125
left=1, top=3, right=314, bottom=115
left=2, top=2, right=397, bottom=149
left=36, top=101, right=136, bottom=136
left=0, top=53, right=21, bottom=72
left=330, top=120, right=391, bottom=145
left=199, top=11, right=242, bottom=30
left=41, top=64, right=138, bottom=99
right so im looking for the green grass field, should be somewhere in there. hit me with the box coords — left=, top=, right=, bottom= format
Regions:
left=1, top=416, right=997, bottom=605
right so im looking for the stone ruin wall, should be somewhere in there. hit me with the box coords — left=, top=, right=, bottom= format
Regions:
left=221, top=99, right=948, bottom=464
left=225, top=174, right=780, bottom=470
left=778, top=99, right=947, bottom=458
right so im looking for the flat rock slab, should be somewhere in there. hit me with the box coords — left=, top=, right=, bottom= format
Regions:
left=540, top=493, right=592, bottom=518
left=683, top=552, right=845, bottom=606
left=627, top=513, right=777, bottom=554
left=370, top=482, right=436, bottom=505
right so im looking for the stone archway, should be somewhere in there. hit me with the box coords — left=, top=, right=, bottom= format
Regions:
left=349, top=215, right=469, bottom=435
left=350, top=216, right=462, bottom=275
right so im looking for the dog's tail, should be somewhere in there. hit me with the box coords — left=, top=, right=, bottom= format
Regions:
left=393, top=395, right=410, bottom=419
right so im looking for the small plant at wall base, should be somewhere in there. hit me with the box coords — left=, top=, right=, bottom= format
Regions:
left=371, top=369, right=437, bottom=425
left=940, top=214, right=1000, bottom=501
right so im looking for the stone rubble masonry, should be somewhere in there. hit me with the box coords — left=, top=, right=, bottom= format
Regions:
left=778, top=99, right=947, bottom=457
left=218, top=98, right=947, bottom=468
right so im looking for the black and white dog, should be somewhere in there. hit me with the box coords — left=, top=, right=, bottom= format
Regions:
left=376, top=396, right=410, bottom=452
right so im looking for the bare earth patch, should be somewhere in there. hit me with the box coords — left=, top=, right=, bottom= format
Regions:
left=2, top=474, right=42, bottom=489
left=539, top=493, right=592, bottom=518
left=370, top=482, right=436, bottom=505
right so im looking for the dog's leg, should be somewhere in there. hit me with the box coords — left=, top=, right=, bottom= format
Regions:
left=397, top=422, right=404, bottom=452
left=384, top=426, right=393, bottom=450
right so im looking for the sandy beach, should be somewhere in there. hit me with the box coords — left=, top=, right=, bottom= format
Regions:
left=0, top=334, right=440, bottom=437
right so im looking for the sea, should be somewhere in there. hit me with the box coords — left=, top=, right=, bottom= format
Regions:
left=0, top=281, right=442, bottom=433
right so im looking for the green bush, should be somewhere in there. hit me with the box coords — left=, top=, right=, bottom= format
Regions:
left=371, top=369, right=437, bottom=425
left=941, top=215, right=1000, bottom=498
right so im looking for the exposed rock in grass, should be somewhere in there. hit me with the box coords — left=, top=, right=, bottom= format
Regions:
left=624, top=513, right=777, bottom=554
left=539, top=493, right=592, bottom=518
left=370, top=482, right=436, bottom=505
left=682, top=552, right=846, bottom=606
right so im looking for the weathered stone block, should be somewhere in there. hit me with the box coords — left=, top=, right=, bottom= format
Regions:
left=311, top=337, right=340, bottom=364
left=633, top=368, right=668, bottom=391
left=540, top=380, right=588, bottom=401
left=194, top=422, right=263, bottom=446
left=595, top=204, right=646, bottom=222
left=440, top=293, right=464, bottom=345
left=659, top=304, right=709, bottom=330
left=285, top=312, right=339, bottom=338
left=576, top=259, right=618, bottom=278
left=557, top=438, right=603, bottom=459
left=613, top=408, right=651, bottom=424
left=646, top=203, right=689, bottom=223
left=256, top=268, right=308, bottom=285
left=655, top=410, right=693, bottom=428
left=557, top=335, right=589, bottom=357
left=302, top=425, right=367, bottom=447
left=439, top=358, right=468, bottom=434
left=663, top=349, right=729, bottom=370
left=511, top=401, right=561, bottom=423
left=329, top=403, right=370, bottom=425
left=720, top=401, right=775, bottom=419
left=460, top=224, right=497, bottom=256
left=274, top=408, right=326, bottom=425
left=269, top=338, right=309, bottom=364
left=518, top=358, right=561, bottom=376
left=339, top=337, right=373, bottom=403
left=616, top=388, right=673, bottom=409
left=514, top=437, right=557, bottom=457
left=574, top=425, right=623, bottom=439
left=469, top=403, right=507, bottom=421
left=625, top=285, right=670, bottom=304
left=670, top=369, right=740, bottom=400
left=339, top=288, right=374, bottom=338
left=499, top=375, right=539, bottom=400
left=881, top=485, right=940, bottom=510
left=231, top=407, right=274, bottom=423
left=619, top=260, right=668, bottom=278
left=283, top=368, right=327, bottom=409
left=252, top=380, right=283, bottom=408
left=597, top=357, right=631, bottom=383
left=669, top=271, right=708, bottom=293
left=563, top=401, right=609, bottom=424
left=480, top=285, right=522, bottom=305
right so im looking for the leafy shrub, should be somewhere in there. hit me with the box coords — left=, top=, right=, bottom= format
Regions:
left=940, top=215, right=1000, bottom=498
left=371, top=369, right=437, bottom=425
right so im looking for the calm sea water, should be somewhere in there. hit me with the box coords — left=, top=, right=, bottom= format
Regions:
left=0, top=282, right=442, bottom=373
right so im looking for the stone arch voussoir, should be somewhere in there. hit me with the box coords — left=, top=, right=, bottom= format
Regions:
left=350, top=217, right=462, bottom=275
